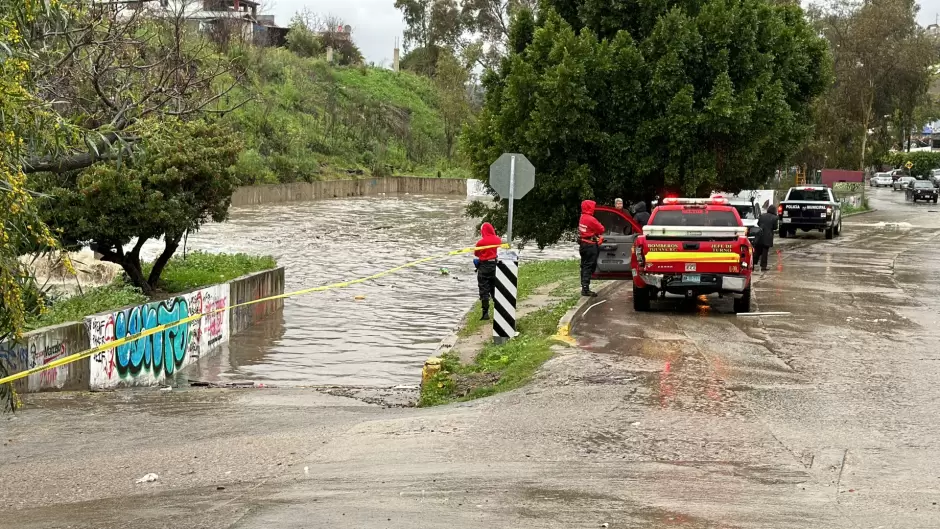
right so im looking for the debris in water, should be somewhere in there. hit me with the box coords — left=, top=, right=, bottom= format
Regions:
left=354, top=295, right=366, bottom=301
left=304, top=466, right=309, bottom=476
left=440, top=268, right=450, bottom=275
left=159, top=386, right=172, bottom=392
left=135, top=473, right=159, bottom=484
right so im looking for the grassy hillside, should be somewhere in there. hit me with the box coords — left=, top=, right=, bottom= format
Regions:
left=225, top=47, right=469, bottom=183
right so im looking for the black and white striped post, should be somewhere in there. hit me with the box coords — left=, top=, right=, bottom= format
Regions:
left=493, top=249, right=518, bottom=344
left=487, top=152, right=535, bottom=345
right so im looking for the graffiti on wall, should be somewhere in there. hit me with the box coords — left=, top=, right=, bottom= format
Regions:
left=2, top=335, right=80, bottom=392
left=28, top=342, right=70, bottom=391
left=86, top=284, right=230, bottom=389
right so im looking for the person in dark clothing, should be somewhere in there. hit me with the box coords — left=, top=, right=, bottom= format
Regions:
left=578, top=200, right=606, bottom=297
left=474, top=222, right=502, bottom=320
left=754, top=205, right=779, bottom=272
left=633, top=201, right=650, bottom=226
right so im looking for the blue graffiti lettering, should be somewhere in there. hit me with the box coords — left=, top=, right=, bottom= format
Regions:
left=113, top=297, right=190, bottom=379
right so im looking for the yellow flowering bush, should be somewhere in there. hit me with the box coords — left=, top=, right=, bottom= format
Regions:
left=1, top=0, right=72, bottom=411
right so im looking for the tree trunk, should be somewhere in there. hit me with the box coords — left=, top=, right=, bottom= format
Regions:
left=100, top=253, right=153, bottom=295
left=97, top=239, right=154, bottom=295
left=147, top=236, right=182, bottom=288
left=860, top=101, right=873, bottom=171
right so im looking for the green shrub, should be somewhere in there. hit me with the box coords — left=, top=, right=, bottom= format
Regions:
left=28, top=285, right=147, bottom=329
left=220, top=47, right=457, bottom=182
left=145, top=251, right=277, bottom=293
left=233, top=149, right=277, bottom=185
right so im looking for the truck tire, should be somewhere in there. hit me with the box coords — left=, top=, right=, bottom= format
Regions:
left=825, top=226, right=834, bottom=239
left=733, top=287, right=751, bottom=314
left=779, top=227, right=788, bottom=238
left=836, top=218, right=843, bottom=236
left=633, top=283, right=651, bottom=312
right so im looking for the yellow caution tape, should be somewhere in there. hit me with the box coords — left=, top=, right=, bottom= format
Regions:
left=0, top=243, right=509, bottom=387
left=644, top=251, right=740, bottom=264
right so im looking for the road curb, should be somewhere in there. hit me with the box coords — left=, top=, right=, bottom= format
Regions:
left=430, top=305, right=474, bottom=358
left=551, top=281, right=620, bottom=347
left=843, top=208, right=877, bottom=218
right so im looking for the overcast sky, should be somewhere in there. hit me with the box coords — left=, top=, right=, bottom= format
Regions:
left=261, top=0, right=940, bottom=66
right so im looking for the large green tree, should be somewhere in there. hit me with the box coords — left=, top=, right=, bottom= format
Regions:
left=804, top=0, right=938, bottom=171
left=35, top=120, right=239, bottom=295
left=463, top=0, right=831, bottom=247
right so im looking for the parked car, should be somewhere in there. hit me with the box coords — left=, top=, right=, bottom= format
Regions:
left=906, top=179, right=939, bottom=203
left=591, top=205, right=643, bottom=280
left=893, top=176, right=916, bottom=191
left=930, top=169, right=940, bottom=188
left=870, top=172, right=894, bottom=187
left=723, top=196, right=762, bottom=247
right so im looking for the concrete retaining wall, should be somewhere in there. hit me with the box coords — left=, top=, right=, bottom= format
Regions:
left=0, top=267, right=284, bottom=393
left=230, top=267, right=285, bottom=335
left=231, top=177, right=467, bottom=207
left=0, top=322, right=89, bottom=394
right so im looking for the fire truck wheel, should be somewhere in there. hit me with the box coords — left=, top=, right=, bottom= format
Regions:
left=633, top=283, right=651, bottom=312
left=733, top=287, right=751, bottom=314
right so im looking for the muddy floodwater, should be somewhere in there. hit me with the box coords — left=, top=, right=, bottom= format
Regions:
left=138, top=195, right=574, bottom=387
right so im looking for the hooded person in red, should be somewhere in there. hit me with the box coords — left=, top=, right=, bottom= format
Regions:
left=474, top=222, right=502, bottom=320
left=578, top=200, right=606, bottom=297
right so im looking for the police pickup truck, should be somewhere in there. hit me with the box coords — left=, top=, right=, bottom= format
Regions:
left=777, top=186, right=842, bottom=240
left=630, top=197, right=753, bottom=313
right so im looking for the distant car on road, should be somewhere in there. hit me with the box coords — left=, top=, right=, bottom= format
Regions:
left=906, top=179, right=938, bottom=203
left=778, top=186, right=843, bottom=240
left=870, top=173, right=893, bottom=187
left=630, top=196, right=753, bottom=313
left=893, top=176, right=916, bottom=191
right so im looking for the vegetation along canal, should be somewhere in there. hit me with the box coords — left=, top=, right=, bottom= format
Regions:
left=137, top=195, right=574, bottom=387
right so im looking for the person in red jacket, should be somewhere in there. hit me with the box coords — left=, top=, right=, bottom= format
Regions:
left=578, top=200, right=606, bottom=297
left=474, top=222, right=502, bottom=320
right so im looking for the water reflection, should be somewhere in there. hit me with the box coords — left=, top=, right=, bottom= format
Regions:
left=139, top=195, right=575, bottom=387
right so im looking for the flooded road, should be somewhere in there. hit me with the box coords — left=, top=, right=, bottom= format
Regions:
left=140, top=195, right=574, bottom=387
left=9, top=186, right=940, bottom=529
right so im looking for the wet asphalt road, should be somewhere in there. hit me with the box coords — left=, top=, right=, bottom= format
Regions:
left=2, top=187, right=940, bottom=528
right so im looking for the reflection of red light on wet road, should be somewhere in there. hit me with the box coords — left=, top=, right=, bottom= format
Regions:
left=659, top=360, right=675, bottom=408
left=776, top=249, right=783, bottom=272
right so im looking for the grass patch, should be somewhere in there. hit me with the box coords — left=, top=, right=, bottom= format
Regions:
left=420, top=259, right=586, bottom=407
left=27, top=251, right=276, bottom=330
left=843, top=201, right=871, bottom=215
left=28, top=285, right=147, bottom=330
left=145, top=251, right=277, bottom=293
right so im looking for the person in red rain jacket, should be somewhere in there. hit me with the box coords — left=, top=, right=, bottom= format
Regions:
left=578, top=200, right=606, bottom=297
left=474, top=222, right=502, bottom=320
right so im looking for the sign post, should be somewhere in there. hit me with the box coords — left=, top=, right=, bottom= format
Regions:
left=488, top=153, right=535, bottom=344
left=488, top=153, right=535, bottom=247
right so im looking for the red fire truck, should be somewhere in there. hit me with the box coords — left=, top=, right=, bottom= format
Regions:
left=630, top=196, right=754, bottom=313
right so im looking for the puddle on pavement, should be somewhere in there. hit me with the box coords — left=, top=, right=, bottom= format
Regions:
left=135, top=196, right=575, bottom=387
